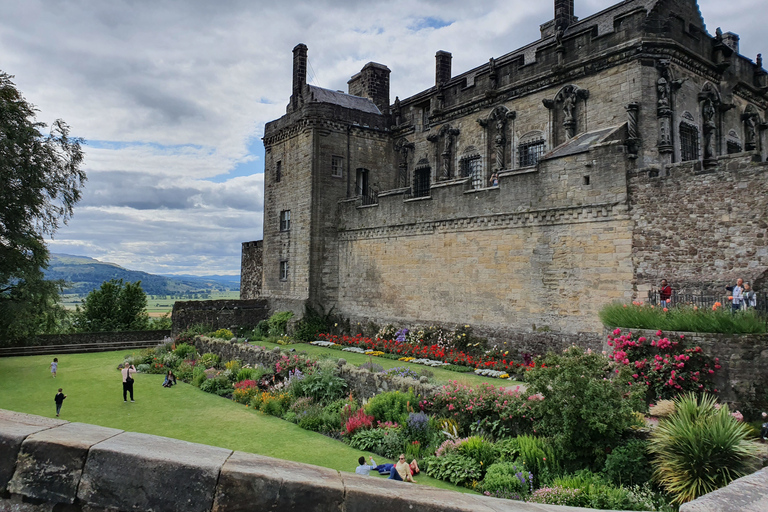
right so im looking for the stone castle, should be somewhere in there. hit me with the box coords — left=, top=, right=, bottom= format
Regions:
left=241, top=0, right=768, bottom=337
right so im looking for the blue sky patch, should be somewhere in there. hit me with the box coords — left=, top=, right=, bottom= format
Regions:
left=410, top=17, right=453, bottom=31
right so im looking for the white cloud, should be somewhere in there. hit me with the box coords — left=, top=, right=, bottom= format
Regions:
left=2, top=0, right=763, bottom=275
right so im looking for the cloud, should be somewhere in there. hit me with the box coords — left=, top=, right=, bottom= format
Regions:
left=2, top=0, right=762, bottom=275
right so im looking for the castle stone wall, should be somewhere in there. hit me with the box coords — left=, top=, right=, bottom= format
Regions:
left=171, top=300, right=270, bottom=336
left=629, top=155, right=768, bottom=295
left=240, top=240, right=262, bottom=299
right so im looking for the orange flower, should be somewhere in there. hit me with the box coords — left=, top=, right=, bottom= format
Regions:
left=663, top=307, right=668, bottom=312
left=728, top=296, right=733, bottom=301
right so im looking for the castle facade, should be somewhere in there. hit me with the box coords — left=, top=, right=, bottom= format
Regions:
left=242, top=0, right=768, bottom=336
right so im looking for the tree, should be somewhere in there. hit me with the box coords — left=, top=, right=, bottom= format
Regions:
left=75, top=279, right=150, bottom=332
left=0, top=71, right=85, bottom=344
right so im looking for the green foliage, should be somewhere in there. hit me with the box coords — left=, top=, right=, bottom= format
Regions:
left=74, top=279, right=149, bottom=332
left=423, top=453, right=482, bottom=487
left=457, top=436, right=498, bottom=476
left=291, top=369, right=348, bottom=405
left=379, top=429, right=406, bottom=459
left=546, top=470, right=658, bottom=511
left=173, top=343, right=196, bottom=359
left=211, top=328, right=234, bottom=340
left=293, top=305, right=335, bottom=342
left=235, top=367, right=264, bottom=382
left=191, top=365, right=207, bottom=387
left=525, top=347, right=643, bottom=469
left=175, top=361, right=195, bottom=381
left=443, top=364, right=473, bottom=373
left=199, top=376, right=233, bottom=396
left=350, top=428, right=386, bottom=452
left=365, top=390, right=416, bottom=424
left=648, top=393, right=759, bottom=505
left=600, top=302, right=766, bottom=334
left=267, top=311, right=294, bottom=336
left=148, top=313, right=172, bottom=330
left=603, top=439, right=653, bottom=487
left=174, top=324, right=211, bottom=344
left=0, top=72, right=85, bottom=345
left=198, top=352, right=220, bottom=368
left=161, top=352, right=180, bottom=369
left=514, top=434, right=558, bottom=478
left=483, top=461, right=533, bottom=496
left=451, top=324, right=488, bottom=355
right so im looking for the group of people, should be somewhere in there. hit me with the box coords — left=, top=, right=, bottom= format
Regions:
left=355, top=455, right=419, bottom=483
left=656, top=278, right=758, bottom=312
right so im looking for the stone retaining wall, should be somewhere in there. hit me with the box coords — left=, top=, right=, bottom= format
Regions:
left=605, top=328, right=768, bottom=406
left=3, top=330, right=170, bottom=348
left=680, top=466, right=768, bottom=512
left=193, top=337, right=440, bottom=399
left=171, top=299, right=271, bottom=336
left=1, top=408, right=619, bottom=512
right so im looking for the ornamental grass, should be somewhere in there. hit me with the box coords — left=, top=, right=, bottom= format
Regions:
left=600, top=302, right=766, bottom=334
left=648, top=393, right=759, bottom=504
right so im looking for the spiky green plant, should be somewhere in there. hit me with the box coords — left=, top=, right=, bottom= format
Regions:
left=648, top=393, right=759, bottom=504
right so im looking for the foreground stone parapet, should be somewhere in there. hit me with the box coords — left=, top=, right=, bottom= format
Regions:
left=0, top=410, right=66, bottom=493
left=77, top=432, right=232, bottom=512
left=212, top=451, right=345, bottom=511
left=680, top=467, right=768, bottom=512
left=7, top=422, right=122, bottom=504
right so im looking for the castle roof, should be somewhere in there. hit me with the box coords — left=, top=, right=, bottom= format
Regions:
left=307, top=85, right=382, bottom=114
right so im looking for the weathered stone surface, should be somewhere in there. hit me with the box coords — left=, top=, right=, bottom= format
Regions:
left=680, top=467, right=768, bottom=512
left=76, top=432, right=231, bottom=512
left=0, top=410, right=66, bottom=493
left=7, top=422, right=122, bottom=504
left=212, top=451, right=344, bottom=512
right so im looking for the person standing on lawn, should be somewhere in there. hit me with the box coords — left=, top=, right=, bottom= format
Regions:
left=50, top=357, right=58, bottom=378
left=121, top=364, right=137, bottom=402
left=54, top=388, right=66, bottom=417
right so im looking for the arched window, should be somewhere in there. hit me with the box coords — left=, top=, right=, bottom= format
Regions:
left=413, top=159, right=431, bottom=198
left=517, top=131, right=546, bottom=167
left=459, top=146, right=483, bottom=189
left=727, top=130, right=742, bottom=154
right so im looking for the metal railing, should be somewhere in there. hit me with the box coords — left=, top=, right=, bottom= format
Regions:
left=647, top=290, right=767, bottom=317
left=360, top=186, right=378, bottom=206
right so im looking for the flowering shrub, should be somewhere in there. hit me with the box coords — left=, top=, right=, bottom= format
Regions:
left=384, top=366, right=420, bottom=380
left=344, top=408, right=375, bottom=436
left=423, top=381, right=535, bottom=438
left=232, top=380, right=258, bottom=404
left=436, top=437, right=469, bottom=457
left=274, top=354, right=314, bottom=378
left=211, top=328, right=234, bottom=340
left=607, top=329, right=719, bottom=400
left=482, top=462, right=534, bottom=497
left=527, top=486, right=582, bottom=506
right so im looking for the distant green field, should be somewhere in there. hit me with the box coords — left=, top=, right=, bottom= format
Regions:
left=59, top=290, right=241, bottom=317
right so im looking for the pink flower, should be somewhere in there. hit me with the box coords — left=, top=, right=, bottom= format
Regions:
left=656, top=330, right=663, bottom=336
left=613, top=328, right=622, bottom=336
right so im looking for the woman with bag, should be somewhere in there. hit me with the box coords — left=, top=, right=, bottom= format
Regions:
left=122, top=364, right=137, bottom=402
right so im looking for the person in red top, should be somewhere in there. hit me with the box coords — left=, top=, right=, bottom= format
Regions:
left=659, top=279, right=672, bottom=306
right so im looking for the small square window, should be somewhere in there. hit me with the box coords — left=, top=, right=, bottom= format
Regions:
left=279, top=210, right=291, bottom=231
left=583, top=175, right=590, bottom=185
left=279, top=260, right=289, bottom=281
left=331, top=156, right=343, bottom=177
left=275, top=161, right=282, bottom=183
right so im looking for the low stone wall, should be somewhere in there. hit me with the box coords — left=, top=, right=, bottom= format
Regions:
left=605, top=328, right=768, bottom=405
left=171, top=299, right=271, bottom=336
left=4, top=330, right=170, bottom=348
left=1, top=408, right=617, bottom=512
left=193, top=337, right=440, bottom=399
left=680, top=466, right=768, bottom=512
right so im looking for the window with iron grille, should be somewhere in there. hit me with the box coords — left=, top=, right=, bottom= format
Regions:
left=679, top=123, right=699, bottom=161
left=279, top=260, right=288, bottom=281
left=331, top=155, right=343, bottom=177
left=518, top=139, right=546, bottom=167
left=279, top=210, right=291, bottom=231
left=413, top=168, right=431, bottom=198
left=461, top=157, right=483, bottom=189
left=727, top=140, right=742, bottom=154
left=275, top=160, right=282, bottom=183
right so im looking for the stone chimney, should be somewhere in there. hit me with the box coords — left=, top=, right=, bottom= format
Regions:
left=554, top=0, right=576, bottom=30
left=435, top=51, right=452, bottom=85
left=291, top=43, right=308, bottom=110
left=722, top=32, right=740, bottom=53
left=347, top=62, right=391, bottom=114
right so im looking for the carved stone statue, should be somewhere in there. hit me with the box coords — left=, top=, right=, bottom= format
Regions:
left=395, top=138, right=414, bottom=187
left=657, top=77, right=670, bottom=109
left=758, top=53, right=763, bottom=69
left=702, top=99, right=717, bottom=160
left=494, top=119, right=506, bottom=171
left=488, top=57, right=497, bottom=90
left=743, top=108, right=759, bottom=150
left=393, top=96, right=401, bottom=125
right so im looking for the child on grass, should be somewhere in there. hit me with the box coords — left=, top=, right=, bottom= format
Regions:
left=55, top=388, right=66, bottom=417
left=50, top=358, right=58, bottom=378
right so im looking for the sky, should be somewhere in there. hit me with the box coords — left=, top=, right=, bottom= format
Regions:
left=1, top=0, right=764, bottom=277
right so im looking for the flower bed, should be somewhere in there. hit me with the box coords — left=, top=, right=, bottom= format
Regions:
left=315, top=334, right=527, bottom=379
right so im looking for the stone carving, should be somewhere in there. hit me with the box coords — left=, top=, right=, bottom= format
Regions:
left=478, top=106, right=516, bottom=172
left=626, top=102, right=640, bottom=158
left=758, top=53, right=763, bottom=69
left=554, top=85, right=588, bottom=140
left=427, top=124, right=460, bottom=179
left=394, top=138, right=415, bottom=187
left=488, top=58, right=497, bottom=90
left=742, top=105, right=760, bottom=151
left=655, top=60, right=684, bottom=154
left=698, top=83, right=721, bottom=164
left=393, top=96, right=401, bottom=126
left=657, top=77, right=670, bottom=109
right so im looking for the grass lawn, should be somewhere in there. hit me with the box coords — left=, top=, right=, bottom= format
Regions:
left=255, top=340, right=525, bottom=388
left=0, top=351, right=472, bottom=493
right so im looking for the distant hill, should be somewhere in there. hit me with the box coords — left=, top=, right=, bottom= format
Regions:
left=44, top=254, right=240, bottom=296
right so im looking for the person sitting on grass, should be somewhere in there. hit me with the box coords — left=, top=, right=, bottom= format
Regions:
left=162, top=370, right=177, bottom=388
left=388, top=454, right=417, bottom=482
left=355, top=456, right=378, bottom=475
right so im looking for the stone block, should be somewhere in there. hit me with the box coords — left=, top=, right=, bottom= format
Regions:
left=7, top=422, right=122, bottom=505
left=680, top=467, right=768, bottom=512
left=212, top=451, right=344, bottom=512
left=0, top=409, right=66, bottom=493
left=76, top=432, right=232, bottom=512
